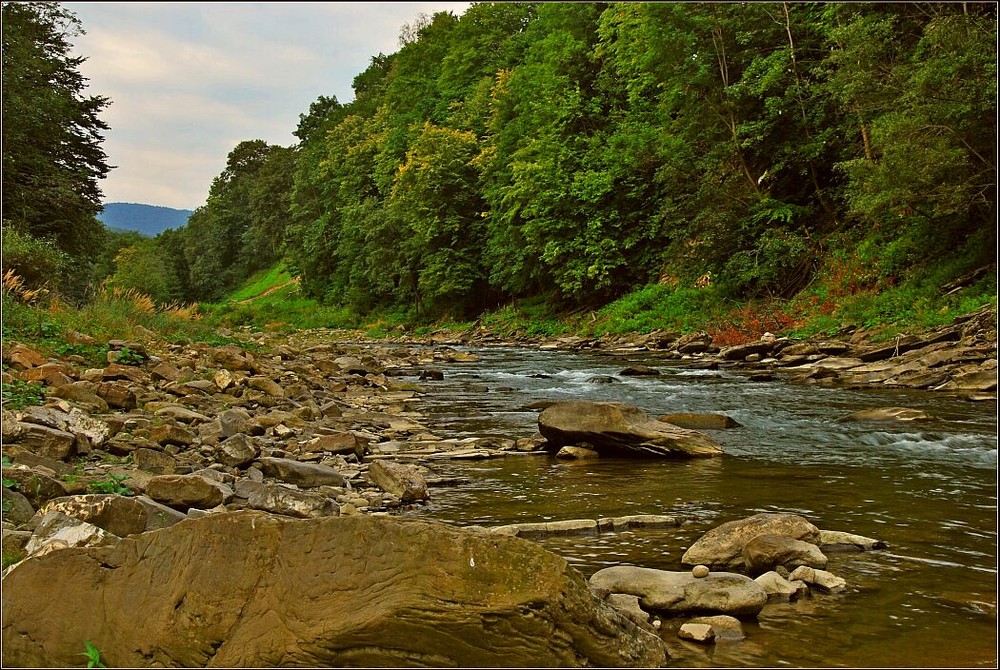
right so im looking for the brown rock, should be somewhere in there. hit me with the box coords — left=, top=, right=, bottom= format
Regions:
left=39, top=494, right=148, bottom=537
left=132, top=447, right=178, bottom=475
left=681, top=513, right=820, bottom=571
left=0, top=511, right=667, bottom=668
left=16, top=423, right=76, bottom=460
left=215, top=433, right=259, bottom=468
left=4, top=344, right=46, bottom=369
left=145, top=474, right=226, bottom=511
left=1, top=467, right=68, bottom=509
left=367, top=459, right=428, bottom=503
left=742, top=534, right=828, bottom=576
left=539, top=401, right=724, bottom=458
left=258, top=457, right=345, bottom=488
left=149, top=423, right=197, bottom=447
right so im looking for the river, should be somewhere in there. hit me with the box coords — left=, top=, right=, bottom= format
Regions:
left=396, top=345, right=998, bottom=668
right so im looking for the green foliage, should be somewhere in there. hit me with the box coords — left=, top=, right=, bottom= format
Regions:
left=86, top=473, right=132, bottom=496
left=23, top=3, right=989, bottom=339
left=1, top=379, right=46, bottom=410
left=80, top=641, right=107, bottom=668
left=592, top=284, right=722, bottom=336
left=1, top=2, right=112, bottom=288
left=0, top=224, right=71, bottom=292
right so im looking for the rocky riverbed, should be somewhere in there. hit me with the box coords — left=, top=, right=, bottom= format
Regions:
left=1, top=305, right=995, bottom=667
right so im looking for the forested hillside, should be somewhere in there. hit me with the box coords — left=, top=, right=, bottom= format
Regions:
left=3, top=2, right=996, bottom=334
left=97, top=203, right=193, bottom=237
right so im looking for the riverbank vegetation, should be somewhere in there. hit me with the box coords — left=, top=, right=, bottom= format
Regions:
left=2, top=2, right=996, bottom=350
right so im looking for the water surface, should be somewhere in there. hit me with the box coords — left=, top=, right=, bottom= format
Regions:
left=399, top=346, right=997, bottom=667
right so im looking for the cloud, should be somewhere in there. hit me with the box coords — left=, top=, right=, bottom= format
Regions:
left=62, top=2, right=469, bottom=209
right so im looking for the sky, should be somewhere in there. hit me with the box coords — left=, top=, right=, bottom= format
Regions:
left=62, top=2, right=471, bottom=211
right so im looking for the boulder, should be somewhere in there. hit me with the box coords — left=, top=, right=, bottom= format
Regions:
left=1, top=511, right=668, bottom=668
left=367, top=459, right=428, bottom=503
left=1, top=467, right=67, bottom=509
left=215, top=433, right=259, bottom=468
left=132, top=447, right=178, bottom=475
left=742, top=534, right=828, bottom=576
left=38, top=494, right=148, bottom=537
left=218, top=407, right=264, bottom=437
left=149, top=423, right=197, bottom=447
left=23, top=511, right=117, bottom=558
left=15, top=423, right=76, bottom=461
left=590, top=565, right=767, bottom=618
left=678, top=623, right=714, bottom=643
left=681, top=513, right=820, bottom=571
left=246, top=484, right=339, bottom=519
left=145, top=474, right=227, bottom=511
left=258, top=457, right=346, bottom=488
left=538, top=401, right=724, bottom=458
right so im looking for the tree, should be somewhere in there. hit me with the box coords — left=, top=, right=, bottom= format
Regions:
left=2, top=2, right=112, bottom=262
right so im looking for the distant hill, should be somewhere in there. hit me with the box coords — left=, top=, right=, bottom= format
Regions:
left=98, top=202, right=193, bottom=237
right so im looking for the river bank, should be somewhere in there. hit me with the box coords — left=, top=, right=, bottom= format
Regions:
left=1, top=304, right=996, bottom=666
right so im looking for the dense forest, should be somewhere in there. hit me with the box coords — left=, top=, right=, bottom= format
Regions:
left=3, top=2, right=997, bottom=330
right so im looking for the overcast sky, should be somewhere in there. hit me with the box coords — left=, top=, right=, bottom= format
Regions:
left=62, top=2, right=470, bottom=211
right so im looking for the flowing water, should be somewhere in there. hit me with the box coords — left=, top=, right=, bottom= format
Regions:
left=395, top=345, right=997, bottom=668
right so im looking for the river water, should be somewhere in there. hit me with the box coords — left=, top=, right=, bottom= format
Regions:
left=395, top=345, right=998, bottom=668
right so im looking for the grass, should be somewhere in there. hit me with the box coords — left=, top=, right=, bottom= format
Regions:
left=3, top=255, right=995, bottom=358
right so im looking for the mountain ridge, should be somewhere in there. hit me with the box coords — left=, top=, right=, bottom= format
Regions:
left=98, top=202, right=193, bottom=237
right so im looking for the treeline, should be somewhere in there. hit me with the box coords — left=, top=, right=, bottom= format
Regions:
left=4, top=2, right=996, bottom=320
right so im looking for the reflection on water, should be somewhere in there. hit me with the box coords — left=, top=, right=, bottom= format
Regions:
left=399, top=346, right=997, bottom=667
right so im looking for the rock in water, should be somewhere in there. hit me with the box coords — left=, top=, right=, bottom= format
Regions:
left=681, top=512, right=820, bottom=571
left=1, top=510, right=667, bottom=668
left=538, top=401, right=724, bottom=458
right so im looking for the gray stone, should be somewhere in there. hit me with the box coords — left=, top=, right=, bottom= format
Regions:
left=219, top=407, right=264, bottom=437
left=258, top=457, right=346, bottom=488
left=247, top=484, right=339, bottom=519
left=590, top=565, right=768, bottom=618
left=216, top=433, right=259, bottom=468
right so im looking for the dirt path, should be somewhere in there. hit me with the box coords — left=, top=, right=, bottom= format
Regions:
left=238, top=276, right=300, bottom=304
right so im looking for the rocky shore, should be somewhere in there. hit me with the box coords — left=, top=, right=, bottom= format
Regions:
left=1, top=304, right=995, bottom=667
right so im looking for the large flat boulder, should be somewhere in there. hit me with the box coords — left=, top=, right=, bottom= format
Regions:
left=538, top=401, right=723, bottom=458
left=1, top=511, right=667, bottom=668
